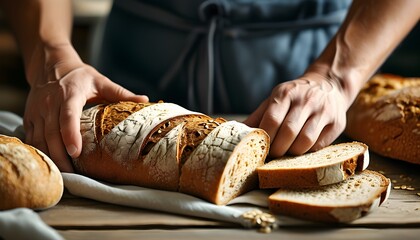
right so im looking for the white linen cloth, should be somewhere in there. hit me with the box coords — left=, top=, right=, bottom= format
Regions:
left=62, top=172, right=272, bottom=227
left=0, top=110, right=288, bottom=240
left=0, top=208, right=64, bottom=240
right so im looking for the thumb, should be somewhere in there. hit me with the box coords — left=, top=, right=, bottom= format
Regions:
left=243, top=99, right=268, bottom=127
left=98, top=77, right=149, bottom=103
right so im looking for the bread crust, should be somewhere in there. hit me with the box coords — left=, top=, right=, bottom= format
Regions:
left=345, top=74, right=420, bottom=165
left=0, top=135, right=63, bottom=210
left=74, top=102, right=203, bottom=189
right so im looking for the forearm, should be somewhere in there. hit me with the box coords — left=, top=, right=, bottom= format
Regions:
left=306, top=0, right=420, bottom=107
left=0, top=0, right=74, bottom=86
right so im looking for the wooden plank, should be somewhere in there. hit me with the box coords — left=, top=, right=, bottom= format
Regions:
left=40, top=196, right=233, bottom=228
left=58, top=228, right=420, bottom=240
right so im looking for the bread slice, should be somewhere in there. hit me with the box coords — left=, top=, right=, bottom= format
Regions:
left=268, top=170, right=391, bottom=223
left=257, top=142, right=369, bottom=189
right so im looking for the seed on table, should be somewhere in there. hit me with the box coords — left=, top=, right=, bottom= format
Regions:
left=258, top=226, right=272, bottom=234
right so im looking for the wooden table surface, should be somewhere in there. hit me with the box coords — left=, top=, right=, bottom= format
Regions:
left=36, top=112, right=420, bottom=240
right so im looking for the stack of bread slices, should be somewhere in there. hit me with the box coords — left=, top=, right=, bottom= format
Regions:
left=73, top=101, right=390, bottom=223
left=257, top=142, right=391, bottom=223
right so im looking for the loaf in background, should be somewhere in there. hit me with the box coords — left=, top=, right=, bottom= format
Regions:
left=345, top=74, right=420, bottom=165
left=0, top=135, right=63, bottom=210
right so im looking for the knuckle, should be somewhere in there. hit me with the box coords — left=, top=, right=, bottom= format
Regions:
left=263, top=112, right=282, bottom=126
left=44, top=127, right=59, bottom=139
left=298, top=132, right=317, bottom=148
left=281, top=120, right=300, bottom=136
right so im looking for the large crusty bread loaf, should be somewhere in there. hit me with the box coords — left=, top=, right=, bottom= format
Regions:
left=73, top=101, right=270, bottom=205
left=0, top=135, right=63, bottom=210
left=257, top=142, right=369, bottom=189
left=345, top=74, right=420, bottom=165
left=268, top=170, right=391, bottom=223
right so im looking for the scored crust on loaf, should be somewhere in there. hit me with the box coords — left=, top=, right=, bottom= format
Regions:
left=179, top=121, right=270, bottom=205
left=96, top=101, right=153, bottom=141
left=101, top=102, right=201, bottom=166
left=268, top=170, right=391, bottom=223
left=257, top=142, right=369, bottom=189
left=140, top=115, right=227, bottom=190
left=75, top=102, right=201, bottom=184
left=142, top=123, right=184, bottom=191
left=345, top=74, right=420, bottom=165
left=0, top=135, right=63, bottom=210
left=73, top=101, right=271, bottom=204
left=74, top=102, right=228, bottom=191
left=178, top=117, right=226, bottom=165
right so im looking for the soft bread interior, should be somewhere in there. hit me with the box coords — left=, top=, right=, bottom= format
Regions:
left=217, top=131, right=269, bottom=204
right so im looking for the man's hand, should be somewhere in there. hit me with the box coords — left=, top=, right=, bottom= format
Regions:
left=244, top=74, right=347, bottom=158
left=23, top=45, right=148, bottom=172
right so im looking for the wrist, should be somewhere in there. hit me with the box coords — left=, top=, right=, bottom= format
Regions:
left=303, top=61, right=367, bottom=109
left=303, top=33, right=375, bottom=109
left=25, top=41, right=83, bottom=87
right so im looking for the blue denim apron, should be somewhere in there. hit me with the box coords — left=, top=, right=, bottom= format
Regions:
left=96, top=0, right=351, bottom=114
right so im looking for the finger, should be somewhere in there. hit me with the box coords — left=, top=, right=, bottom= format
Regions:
left=243, top=99, right=268, bottom=127
left=24, top=119, right=34, bottom=145
left=97, top=76, right=149, bottom=103
left=287, top=113, right=326, bottom=155
left=258, top=98, right=291, bottom=144
left=44, top=103, right=74, bottom=173
left=60, top=95, right=84, bottom=160
left=270, top=105, right=310, bottom=157
left=310, top=121, right=345, bottom=152
left=30, top=117, right=49, bottom=157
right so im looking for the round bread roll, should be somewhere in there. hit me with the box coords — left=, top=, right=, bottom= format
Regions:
left=0, top=135, right=63, bottom=210
left=345, top=74, right=420, bottom=165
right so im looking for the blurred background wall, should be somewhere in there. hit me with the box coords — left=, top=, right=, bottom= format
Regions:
left=0, top=0, right=112, bottom=115
left=0, top=0, right=418, bottom=116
